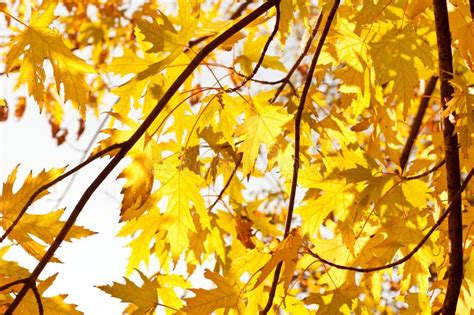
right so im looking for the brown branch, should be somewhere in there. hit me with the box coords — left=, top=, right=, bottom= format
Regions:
left=270, top=13, right=324, bottom=103
left=433, top=0, right=463, bottom=313
left=470, top=0, right=474, bottom=18
left=405, top=159, right=445, bottom=181
left=5, top=1, right=279, bottom=312
left=31, top=285, right=44, bottom=315
left=230, top=0, right=254, bottom=19
left=0, top=278, right=27, bottom=292
left=228, top=3, right=280, bottom=93
left=305, top=168, right=473, bottom=273
left=0, top=142, right=124, bottom=243
left=207, top=153, right=243, bottom=213
left=260, top=2, right=340, bottom=314
left=399, top=76, right=438, bottom=172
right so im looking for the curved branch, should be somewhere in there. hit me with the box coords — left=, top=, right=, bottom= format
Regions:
left=0, top=142, right=124, bottom=243
left=228, top=3, right=280, bottom=93
left=260, top=1, right=340, bottom=314
left=405, top=159, right=445, bottom=181
left=399, top=75, right=438, bottom=172
left=305, top=168, right=472, bottom=273
left=5, top=1, right=279, bottom=313
left=270, top=12, right=323, bottom=102
left=31, top=285, right=44, bottom=315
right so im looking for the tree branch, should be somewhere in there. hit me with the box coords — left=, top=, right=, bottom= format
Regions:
left=433, top=0, right=463, bottom=313
left=404, top=159, right=445, bottom=181
left=399, top=76, right=438, bottom=172
left=0, top=142, right=124, bottom=243
left=31, top=285, right=44, bottom=315
left=270, top=13, right=324, bottom=103
left=305, top=168, right=473, bottom=273
left=260, top=2, right=340, bottom=314
left=5, top=1, right=279, bottom=313
left=228, top=2, right=280, bottom=93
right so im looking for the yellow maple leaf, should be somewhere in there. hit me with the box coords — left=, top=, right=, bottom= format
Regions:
left=98, top=270, right=158, bottom=314
left=181, top=270, right=243, bottom=314
left=449, top=0, right=474, bottom=70
left=5, top=0, right=94, bottom=116
left=0, top=166, right=94, bottom=261
left=154, top=156, right=210, bottom=260
left=236, top=100, right=290, bottom=174
left=253, top=229, right=303, bottom=291
left=443, top=75, right=474, bottom=159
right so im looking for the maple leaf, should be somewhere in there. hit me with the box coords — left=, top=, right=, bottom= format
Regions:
left=236, top=100, right=290, bottom=174
left=5, top=0, right=94, bottom=116
left=181, top=270, right=243, bottom=314
left=443, top=75, right=474, bottom=160
left=449, top=0, right=474, bottom=70
left=98, top=270, right=159, bottom=315
left=15, top=274, right=82, bottom=314
left=154, top=156, right=210, bottom=260
left=253, top=229, right=303, bottom=291
left=0, top=166, right=94, bottom=260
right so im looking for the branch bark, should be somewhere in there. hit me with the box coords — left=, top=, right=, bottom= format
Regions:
left=399, top=76, right=438, bottom=172
left=5, top=1, right=278, bottom=313
left=260, top=1, right=340, bottom=313
left=433, top=1, right=463, bottom=314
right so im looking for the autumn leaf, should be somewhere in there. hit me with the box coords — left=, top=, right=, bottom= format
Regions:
left=236, top=99, right=290, bottom=174
left=5, top=0, right=94, bottom=116
left=181, top=270, right=243, bottom=314
left=0, top=166, right=94, bottom=260
left=253, top=229, right=303, bottom=291
left=98, top=270, right=159, bottom=315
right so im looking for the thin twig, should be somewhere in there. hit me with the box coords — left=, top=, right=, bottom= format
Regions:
left=305, top=168, right=473, bottom=273
left=260, top=2, right=340, bottom=314
left=53, top=113, right=111, bottom=209
left=399, top=76, right=438, bottom=172
left=270, top=13, right=324, bottom=103
left=405, top=159, right=445, bottom=181
left=5, top=1, right=278, bottom=312
left=227, top=2, right=280, bottom=93
left=0, top=142, right=124, bottom=242
left=207, top=153, right=243, bottom=213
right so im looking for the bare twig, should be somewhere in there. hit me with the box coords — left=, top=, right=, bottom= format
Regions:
left=260, top=2, right=340, bottom=314
left=306, top=168, right=473, bottom=272
left=5, top=1, right=278, bottom=312
left=399, top=76, right=438, bottom=172
left=0, top=142, right=124, bottom=242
